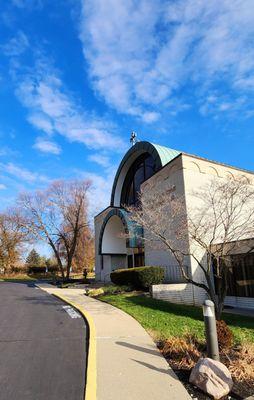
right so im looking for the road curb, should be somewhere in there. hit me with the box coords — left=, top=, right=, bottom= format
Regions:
left=42, top=289, right=97, bottom=400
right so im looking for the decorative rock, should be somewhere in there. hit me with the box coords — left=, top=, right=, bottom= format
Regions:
left=189, top=357, right=233, bottom=399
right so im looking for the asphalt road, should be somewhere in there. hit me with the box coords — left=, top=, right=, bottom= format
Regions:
left=0, top=282, right=87, bottom=400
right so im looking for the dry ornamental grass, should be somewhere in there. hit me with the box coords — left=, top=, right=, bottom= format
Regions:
left=161, top=336, right=254, bottom=398
left=222, top=342, right=254, bottom=397
left=162, top=335, right=202, bottom=369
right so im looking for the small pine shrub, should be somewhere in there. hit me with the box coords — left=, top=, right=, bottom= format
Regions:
left=216, top=320, right=233, bottom=350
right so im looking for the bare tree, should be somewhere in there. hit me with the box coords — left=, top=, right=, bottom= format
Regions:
left=127, top=177, right=254, bottom=319
left=72, top=227, right=94, bottom=273
left=17, top=180, right=91, bottom=280
left=58, top=220, right=95, bottom=273
left=0, top=211, right=28, bottom=273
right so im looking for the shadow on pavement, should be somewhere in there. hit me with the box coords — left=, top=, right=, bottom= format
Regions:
left=131, top=358, right=179, bottom=381
left=116, top=340, right=160, bottom=357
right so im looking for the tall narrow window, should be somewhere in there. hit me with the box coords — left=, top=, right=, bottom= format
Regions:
left=121, top=153, right=156, bottom=206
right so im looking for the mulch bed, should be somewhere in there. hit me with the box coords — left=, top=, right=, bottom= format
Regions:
left=157, top=341, right=254, bottom=399
left=171, top=366, right=244, bottom=400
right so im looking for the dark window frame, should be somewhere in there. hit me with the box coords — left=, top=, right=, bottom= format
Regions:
left=121, top=153, right=156, bottom=206
left=214, top=253, right=254, bottom=298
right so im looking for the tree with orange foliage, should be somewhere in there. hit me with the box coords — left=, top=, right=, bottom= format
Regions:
left=18, top=180, right=91, bottom=280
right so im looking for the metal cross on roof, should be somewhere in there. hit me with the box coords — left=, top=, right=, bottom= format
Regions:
left=130, top=131, right=137, bottom=146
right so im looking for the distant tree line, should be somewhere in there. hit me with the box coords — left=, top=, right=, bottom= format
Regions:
left=0, top=180, right=94, bottom=279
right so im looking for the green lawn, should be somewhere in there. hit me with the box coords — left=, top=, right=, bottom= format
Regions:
left=0, top=274, right=36, bottom=282
left=101, top=293, right=254, bottom=344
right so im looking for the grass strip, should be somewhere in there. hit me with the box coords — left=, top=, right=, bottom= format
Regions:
left=101, top=293, right=254, bottom=344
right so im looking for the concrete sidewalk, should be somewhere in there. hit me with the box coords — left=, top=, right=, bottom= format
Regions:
left=38, top=284, right=191, bottom=400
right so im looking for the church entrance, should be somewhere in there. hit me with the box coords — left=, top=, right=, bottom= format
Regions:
left=99, top=208, right=144, bottom=281
left=127, top=251, right=145, bottom=268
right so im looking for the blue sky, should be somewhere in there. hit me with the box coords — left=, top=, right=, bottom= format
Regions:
left=1, top=0, right=254, bottom=217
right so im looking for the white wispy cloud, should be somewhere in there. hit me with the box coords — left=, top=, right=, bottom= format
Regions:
left=33, top=138, right=62, bottom=155
left=0, top=162, right=48, bottom=183
left=28, top=113, right=53, bottom=134
left=79, top=0, right=254, bottom=119
left=88, top=153, right=111, bottom=168
left=13, top=58, right=125, bottom=152
left=0, top=184, right=7, bottom=190
left=1, top=30, right=29, bottom=56
left=0, top=146, right=19, bottom=157
left=199, top=92, right=247, bottom=117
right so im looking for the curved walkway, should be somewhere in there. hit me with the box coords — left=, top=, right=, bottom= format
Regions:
left=39, top=284, right=191, bottom=400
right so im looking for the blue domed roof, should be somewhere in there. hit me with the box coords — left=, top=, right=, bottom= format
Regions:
left=150, top=143, right=180, bottom=167
left=111, top=141, right=181, bottom=206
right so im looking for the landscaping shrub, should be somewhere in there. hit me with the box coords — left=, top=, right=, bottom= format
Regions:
left=162, top=335, right=202, bottom=369
left=48, top=265, right=58, bottom=272
left=86, top=285, right=132, bottom=297
left=133, top=266, right=165, bottom=289
left=110, top=266, right=164, bottom=289
left=216, top=320, right=233, bottom=350
left=28, top=266, right=46, bottom=274
left=225, top=342, right=254, bottom=397
left=103, top=284, right=133, bottom=295
left=11, top=266, right=28, bottom=274
left=28, top=265, right=58, bottom=275
left=110, top=268, right=135, bottom=285
left=87, top=288, right=105, bottom=297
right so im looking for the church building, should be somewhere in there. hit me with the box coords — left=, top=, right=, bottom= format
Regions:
left=94, top=141, right=254, bottom=309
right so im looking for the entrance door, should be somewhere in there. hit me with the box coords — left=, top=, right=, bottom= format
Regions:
left=127, top=252, right=145, bottom=268
left=127, top=255, right=133, bottom=268
left=134, top=252, right=144, bottom=267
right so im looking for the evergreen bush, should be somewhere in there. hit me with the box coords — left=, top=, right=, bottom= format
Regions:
left=28, top=266, right=46, bottom=274
left=110, top=266, right=164, bottom=289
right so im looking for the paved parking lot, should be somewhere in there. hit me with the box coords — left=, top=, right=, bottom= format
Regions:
left=0, top=282, right=87, bottom=400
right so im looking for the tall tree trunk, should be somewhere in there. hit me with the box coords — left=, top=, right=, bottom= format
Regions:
left=216, top=279, right=227, bottom=320
left=214, top=262, right=229, bottom=320
left=58, top=262, right=65, bottom=281
left=47, top=240, right=65, bottom=281
left=66, top=262, right=71, bottom=280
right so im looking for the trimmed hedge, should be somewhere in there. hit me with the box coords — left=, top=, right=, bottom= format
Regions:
left=48, top=265, right=59, bottom=272
left=28, top=265, right=58, bottom=274
left=110, top=266, right=164, bottom=290
left=28, top=266, right=46, bottom=274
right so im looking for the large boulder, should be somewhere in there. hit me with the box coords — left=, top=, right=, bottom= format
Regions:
left=189, top=357, right=233, bottom=399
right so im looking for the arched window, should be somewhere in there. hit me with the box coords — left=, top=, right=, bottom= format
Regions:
left=121, top=153, right=155, bottom=206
